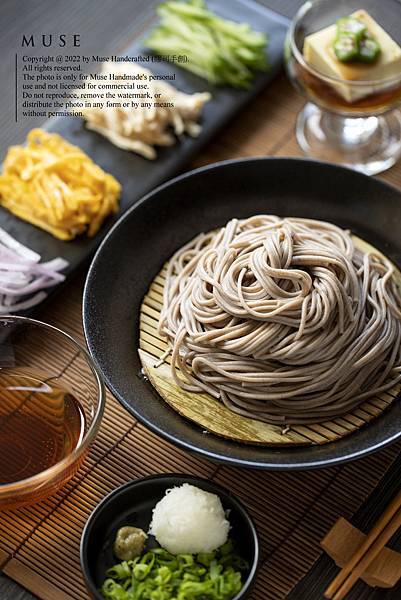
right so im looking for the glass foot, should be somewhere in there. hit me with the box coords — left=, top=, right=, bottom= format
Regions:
left=296, top=103, right=401, bottom=176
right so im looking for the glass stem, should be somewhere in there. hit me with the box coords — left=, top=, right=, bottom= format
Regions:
left=320, top=111, right=380, bottom=147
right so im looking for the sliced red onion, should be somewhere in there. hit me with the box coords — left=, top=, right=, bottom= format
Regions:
left=0, top=228, right=68, bottom=313
left=0, top=228, right=40, bottom=262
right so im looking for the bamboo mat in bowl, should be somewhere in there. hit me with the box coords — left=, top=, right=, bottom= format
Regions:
left=0, top=278, right=400, bottom=600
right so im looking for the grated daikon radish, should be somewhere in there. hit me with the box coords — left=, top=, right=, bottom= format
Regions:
left=149, top=483, right=230, bottom=554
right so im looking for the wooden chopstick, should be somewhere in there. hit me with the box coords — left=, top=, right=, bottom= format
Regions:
left=324, top=488, right=401, bottom=599
left=332, top=506, right=401, bottom=599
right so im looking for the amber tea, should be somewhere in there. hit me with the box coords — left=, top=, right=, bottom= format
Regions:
left=0, top=369, right=85, bottom=485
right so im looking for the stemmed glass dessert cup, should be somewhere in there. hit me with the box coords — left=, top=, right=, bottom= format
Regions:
left=285, top=0, right=401, bottom=175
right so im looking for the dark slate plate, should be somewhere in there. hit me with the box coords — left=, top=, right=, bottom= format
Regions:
left=1, top=0, right=288, bottom=295
left=83, top=157, right=401, bottom=470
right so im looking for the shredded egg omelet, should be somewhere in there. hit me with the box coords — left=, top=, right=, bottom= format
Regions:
left=0, top=129, right=121, bottom=240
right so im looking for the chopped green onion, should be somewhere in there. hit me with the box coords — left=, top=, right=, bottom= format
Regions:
left=100, top=541, right=247, bottom=600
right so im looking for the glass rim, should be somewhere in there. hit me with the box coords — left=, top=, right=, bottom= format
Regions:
left=289, top=0, right=401, bottom=88
left=0, top=314, right=105, bottom=493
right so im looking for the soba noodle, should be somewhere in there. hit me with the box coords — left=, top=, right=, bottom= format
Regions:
left=158, top=216, right=401, bottom=425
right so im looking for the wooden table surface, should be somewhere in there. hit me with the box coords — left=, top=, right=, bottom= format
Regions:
left=2, top=1, right=401, bottom=599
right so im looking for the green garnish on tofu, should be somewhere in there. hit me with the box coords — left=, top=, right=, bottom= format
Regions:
left=333, top=16, right=381, bottom=63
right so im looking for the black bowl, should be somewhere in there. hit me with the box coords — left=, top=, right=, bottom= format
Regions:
left=83, top=157, right=401, bottom=470
left=80, top=474, right=259, bottom=599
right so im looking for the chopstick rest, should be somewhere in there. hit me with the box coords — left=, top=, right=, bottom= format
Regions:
left=321, top=517, right=401, bottom=589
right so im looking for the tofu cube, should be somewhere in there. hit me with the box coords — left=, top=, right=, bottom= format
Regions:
left=303, top=10, right=401, bottom=102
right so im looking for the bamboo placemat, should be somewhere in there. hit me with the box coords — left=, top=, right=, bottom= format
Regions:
left=1, top=74, right=401, bottom=600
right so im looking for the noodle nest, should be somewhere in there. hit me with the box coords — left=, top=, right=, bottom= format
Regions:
left=158, top=216, right=401, bottom=425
